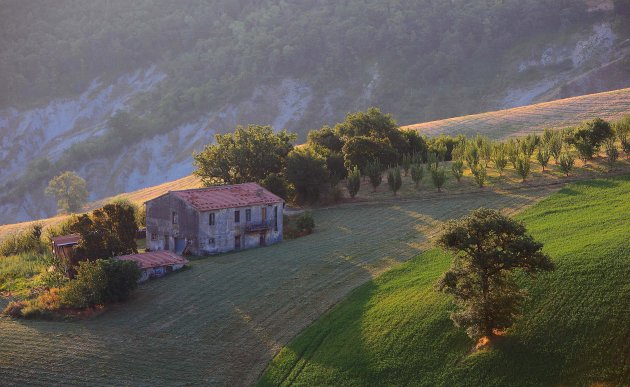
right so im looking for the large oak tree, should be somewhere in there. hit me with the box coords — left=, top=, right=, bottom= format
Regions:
left=436, top=208, right=555, bottom=340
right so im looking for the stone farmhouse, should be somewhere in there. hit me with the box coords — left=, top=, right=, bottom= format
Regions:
left=145, top=183, right=284, bottom=255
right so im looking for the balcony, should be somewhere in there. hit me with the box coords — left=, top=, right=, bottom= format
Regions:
left=245, top=220, right=273, bottom=233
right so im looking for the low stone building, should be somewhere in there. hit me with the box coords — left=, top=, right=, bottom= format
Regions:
left=117, top=250, right=189, bottom=282
left=145, top=182, right=284, bottom=255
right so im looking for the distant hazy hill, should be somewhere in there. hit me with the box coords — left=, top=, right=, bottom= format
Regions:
left=1, top=0, right=629, bottom=224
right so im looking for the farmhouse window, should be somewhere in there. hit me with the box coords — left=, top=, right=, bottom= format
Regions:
left=261, top=207, right=267, bottom=220
left=209, top=213, right=215, bottom=226
left=274, top=206, right=278, bottom=231
left=172, top=211, right=178, bottom=225
left=209, top=238, right=215, bottom=247
left=246, top=209, right=252, bottom=222
left=151, top=233, right=158, bottom=241
left=235, top=210, right=240, bottom=223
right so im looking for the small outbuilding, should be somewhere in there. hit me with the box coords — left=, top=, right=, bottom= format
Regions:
left=50, top=233, right=80, bottom=261
left=116, top=250, right=189, bottom=282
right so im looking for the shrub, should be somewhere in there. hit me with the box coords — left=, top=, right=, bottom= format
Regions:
left=387, top=167, right=402, bottom=196
left=346, top=167, right=361, bottom=199
left=536, top=146, right=551, bottom=172
left=60, top=259, right=140, bottom=309
left=286, top=148, right=330, bottom=204
left=295, top=212, right=315, bottom=234
left=411, top=164, right=424, bottom=188
left=464, top=144, right=480, bottom=170
left=548, top=131, right=564, bottom=163
left=430, top=166, right=447, bottom=192
left=491, top=142, right=508, bottom=176
left=604, top=138, right=618, bottom=171
left=558, top=153, right=575, bottom=176
left=451, top=160, right=464, bottom=182
left=365, top=159, right=383, bottom=192
left=471, top=165, right=487, bottom=188
left=613, top=115, right=630, bottom=156
left=515, top=155, right=531, bottom=182
left=506, top=139, right=519, bottom=169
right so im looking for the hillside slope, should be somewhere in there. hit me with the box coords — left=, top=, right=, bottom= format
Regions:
left=259, top=175, right=630, bottom=386
left=1, top=0, right=629, bottom=224
left=403, top=87, right=630, bottom=138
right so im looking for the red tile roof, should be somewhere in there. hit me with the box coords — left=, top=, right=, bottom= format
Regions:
left=116, top=250, right=189, bottom=270
left=167, top=182, right=283, bottom=211
left=51, top=234, right=81, bottom=246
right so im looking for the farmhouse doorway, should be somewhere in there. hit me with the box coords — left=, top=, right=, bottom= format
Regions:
left=259, top=233, right=266, bottom=246
left=235, top=235, right=241, bottom=251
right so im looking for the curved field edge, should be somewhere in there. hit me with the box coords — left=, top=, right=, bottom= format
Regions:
left=258, top=174, right=630, bottom=386
left=402, top=87, right=630, bottom=139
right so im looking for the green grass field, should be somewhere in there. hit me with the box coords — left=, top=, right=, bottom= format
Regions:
left=0, top=183, right=554, bottom=385
left=259, top=175, right=630, bottom=386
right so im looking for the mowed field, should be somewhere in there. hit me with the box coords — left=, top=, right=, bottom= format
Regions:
left=260, top=175, right=630, bottom=386
left=0, top=184, right=557, bottom=386
left=0, top=175, right=202, bottom=242
left=402, top=88, right=630, bottom=139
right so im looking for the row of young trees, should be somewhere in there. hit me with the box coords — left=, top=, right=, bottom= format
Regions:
left=193, top=109, right=630, bottom=203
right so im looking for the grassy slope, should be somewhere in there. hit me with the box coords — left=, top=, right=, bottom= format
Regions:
left=259, top=175, right=630, bottom=386
left=0, top=175, right=202, bottom=241
left=402, top=88, right=630, bottom=139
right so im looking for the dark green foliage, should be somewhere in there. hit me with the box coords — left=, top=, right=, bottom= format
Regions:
left=260, top=173, right=290, bottom=200
left=426, top=135, right=463, bottom=162
left=346, top=167, right=361, bottom=199
left=427, top=152, right=439, bottom=169
left=342, top=136, right=397, bottom=173
left=515, top=155, right=531, bottom=182
left=325, top=152, right=348, bottom=186
left=286, top=148, right=329, bottom=204
left=335, top=108, right=405, bottom=155
left=193, top=125, right=296, bottom=185
left=307, top=126, right=344, bottom=153
left=60, top=259, right=140, bottom=308
left=436, top=208, right=554, bottom=339
left=430, top=166, right=446, bottom=192
left=410, top=164, right=424, bottom=188
left=451, top=160, right=464, bottom=182
left=295, top=212, right=315, bottom=234
left=570, top=118, right=614, bottom=161
left=365, top=160, right=383, bottom=192
left=387, top=167, right=402, bottom=196
left=558, top=153, right=575, bottom=176
left=45, top=171, right=89, bottom=214
left=400, top=130, right=428, bottom=159
left=71, top=203, right=138, bottom=262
